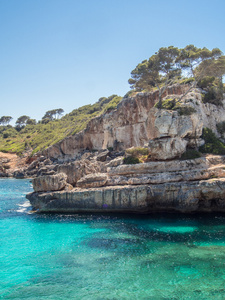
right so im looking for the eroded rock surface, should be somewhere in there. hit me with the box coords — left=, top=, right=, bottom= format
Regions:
left=77, top=173, right=108, bottom=188
left=26, top=87, right=225, bottom=213
left=32, top=173, right=67, bottom=192
left=27, top=179, right=225, bottom=213
left=42, top=87, right=225, bottom=161
left=148, top=137, right=188, bottom=160
left=27, top=154, right=225, bottom=213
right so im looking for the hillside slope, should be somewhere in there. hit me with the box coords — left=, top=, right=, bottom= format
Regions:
left=0, top=95, right=122, bottom=155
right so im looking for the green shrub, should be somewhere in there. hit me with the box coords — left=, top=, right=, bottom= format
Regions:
left=198, top=76, right=224, bottom=106
left=180, top=149, right=202, bottom=160
left=123, top=90, right=136, bottom=99
left=178, top=106, right=196, bottom=116
left=199, top=128, right=225, bottom=155
left=0, top=149, right=7, bottom=153
left=216, top=121, right=225, bottom=135
left=201, top=82, right=223, bottom=106
left=3, top=133, right=9, bottom=139
left=180, top=77, right=195, bottom=85
left=123, top=156, right=140, bottom=164
left=124, top=147, right=150, bottom=164
left=0, top=127, right=18, bottom=139
left=104, top=96, right=122, bottom=112
left=154, top=98, right=178, bottom=110
left=155, top=99, right=196, bottom=115
left=198, top=76, right=215, bottom=89
left=125, top=147, right=149, bottom=156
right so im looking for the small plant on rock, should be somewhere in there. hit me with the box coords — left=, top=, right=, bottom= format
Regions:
left=216, top=121, right=225, bottom=135
left=123, top=156, right=140, bottom=164
left=154, top=99, right=196, bottom=115
left=125, top=147, right=149, bottom=156
left=199, top=128, right=225, bottom=155
left=124, top=147, right=150, bottom=164
left=180, top=149, right=202, bottom=160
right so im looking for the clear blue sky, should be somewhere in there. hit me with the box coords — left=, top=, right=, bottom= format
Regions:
left=1, top=0, right=225, bottom=124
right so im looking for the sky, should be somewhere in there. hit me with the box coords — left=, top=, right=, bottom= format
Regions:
left=0, top=0, right=225, bottom=124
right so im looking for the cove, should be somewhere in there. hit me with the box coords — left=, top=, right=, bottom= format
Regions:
left=1, top=178, right=225, bottom=299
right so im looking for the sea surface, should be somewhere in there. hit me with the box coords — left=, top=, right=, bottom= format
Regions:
left=1, top=178, right=225, bottom=299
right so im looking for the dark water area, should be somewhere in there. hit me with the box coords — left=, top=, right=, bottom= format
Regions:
left=1, top=178, right=225, bottom=299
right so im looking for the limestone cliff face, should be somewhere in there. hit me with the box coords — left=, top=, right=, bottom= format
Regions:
left=43, top=85, right=195, bottom=159
left=43, top=86, right=225, bottom=161
left=27, top=153, right=225, bottom=213
left=27, top=179, right=225, bottom=213
left=26, top=85, right=225, bottom=214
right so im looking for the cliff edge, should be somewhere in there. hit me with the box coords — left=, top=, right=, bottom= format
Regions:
left=26, top=86, right=225, bottom=213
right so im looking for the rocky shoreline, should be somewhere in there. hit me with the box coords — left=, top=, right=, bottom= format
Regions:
left=26, top=178, right=225, bottom=214
left=3, top=86, right=225, bottom=214
left=26, top=154, right=225, bottom=213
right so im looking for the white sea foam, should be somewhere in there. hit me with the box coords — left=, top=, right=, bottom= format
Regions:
left=19, top=201, right=31, bottom=208
left=16, top=200, right=31, bottom=213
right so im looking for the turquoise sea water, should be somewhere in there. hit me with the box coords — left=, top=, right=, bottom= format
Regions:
left=1, top=179, right=225, bottom=299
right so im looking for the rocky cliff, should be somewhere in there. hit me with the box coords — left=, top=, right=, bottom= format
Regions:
left=42, top=85, right=188, bottom=159
left=43, top=85, right=225, bottom=162
left=26, top=85, right=225, bottom=213
left=27, top=154, right=225, bottom=213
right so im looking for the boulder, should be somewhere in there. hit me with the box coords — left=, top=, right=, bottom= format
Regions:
left=96, top=150, right=109, bottom=162
left=13, top=169, right=26, bottom=179
left=32, top=172, right=67, bottom=192
left=27, top=160, right=39, bottom=171
left=57, top=161, right=82, bottom=185
left=43, top=158, right=53, bottom=165
left=37, top=165, right=57, bottom=176
left=64, top=183, right=74, bottom=191
left=105, top=156, right=124, bottom=168
left=76, top=173, right=108, bottom=188
left=148, top=137, right=188, bottom=160
left=57, top=159, right=104, bottom=186
left=154, top=109, right=178, bottom=137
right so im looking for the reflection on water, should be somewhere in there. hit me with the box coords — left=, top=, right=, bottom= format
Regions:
left=1, top=179, right=225, bottom=299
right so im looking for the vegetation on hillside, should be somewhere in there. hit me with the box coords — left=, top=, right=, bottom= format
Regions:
left=1, top=44, right=225, bottom=156
left=154, top=98, right=196, bottom=115
left=0, top=95, right=122, bottom=155
left=129, top=45, right=225, bottom=107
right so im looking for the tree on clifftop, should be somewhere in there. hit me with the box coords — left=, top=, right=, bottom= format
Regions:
left=176, top=45, right=225, bottom=102
left=42, top=108, right=64, bottom=122
left=129, top=46, right=181, bottom=107
left=15, top=115, right=31, bottom=129
left=0, top=116, right=12, bottom=126
left=26, top=118, right=36, bottom=125
left=129, top=45, right=225, bottom=106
